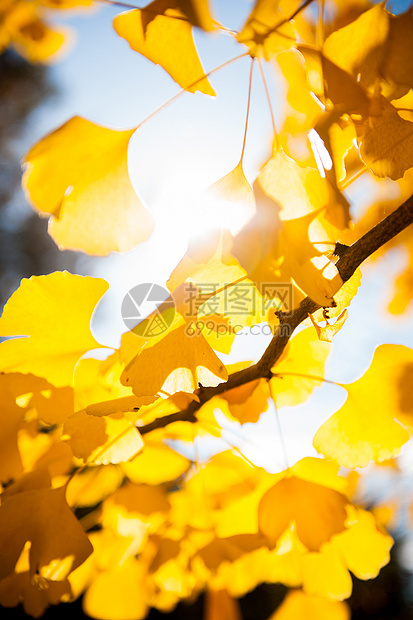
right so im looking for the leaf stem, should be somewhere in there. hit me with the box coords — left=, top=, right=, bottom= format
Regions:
left=95, top=0, right=191, bottom=21
left=240, top=58, right=254, bottom=164
left=269, top=380, right=289, bottom=469
left=257, top=58, right=278, bottom=148
left=134, top=52, right=250, bottom=132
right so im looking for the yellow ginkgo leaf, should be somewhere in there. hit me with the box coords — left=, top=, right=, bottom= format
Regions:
left=258, top=474, right=348, bottom=551
left=359, top=96, right=413, bottom=180
left=22, top=116, right=154, bottom=255
left=232, top=166, right=344, bottom=309
left=277, top=49, right=323, bottom=134
left=4, top=3, right=68, bottom=63
left=269, top=589, right=350, bottom=620
left=63, top=410, right=144, bottom=465
left=0, top=484, right=93, bottom=582
left=381, top=10, right=413, bottom=99
left=205, top=162, right=256, bottom=235
left=237, top=0, right=296, bottom=60
left=309, top=309, right=348, bottom=343
left=0, top=384, right=26, bottom=483
left=121, top=429, right=190, bottom=485
left=0, top=272, right=108, bottom=388
left=73, top=356, right=133, bottom=411
left=258, top=146, right=350, bottom=229
left=176, top=0, right=215, bottom=31
left=311, top=268, right=361, bottom=322
left=83, top=558, right=148, bottom=620
left=332, top=509, right=393, bottom=580
left=168, top=231, right=267, bottom=334
left=313, top=344, right=413, bottom=468
left=222, top=378, right=269, bottom=424
left=113, top=0, right=215, bottom=95
left=66, top=466, right=124, bottom=508
left=271, top=328, right=332, bottom=409
left=0, top=571, right=71, bottom=618
left=322, top=3, right=389, bottom=90
left=121, top=323, right=227, bottom=397
left=301, top=543, right=353, bottom=601
left=298, top=45, right=370, bottom=118
left=281, top=216, right=343, bottom=307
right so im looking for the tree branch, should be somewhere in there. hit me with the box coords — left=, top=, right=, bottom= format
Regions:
left=139, top=199, right=413, bottom=435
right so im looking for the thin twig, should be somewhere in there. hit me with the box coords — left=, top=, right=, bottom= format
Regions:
left=139, top=198, right=413, bottom=435
left=135, top=52, right=249, bottom=131
left=240, top=58, right=254, bottom=164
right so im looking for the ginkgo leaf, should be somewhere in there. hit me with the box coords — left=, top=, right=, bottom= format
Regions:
left=269, top=589, right=350, bottom=620
left=332, top=508, right=393, bottom=580
left=186, top=450, right=259, bottom=497
left=205, top=162, right=256, bottom=235
left=258, top=146, right=350, bottom=229
left=298, top=45, right=370, bottom=118
left=232, top=166, right=344, bottom=308
left=313, top=344, right=413, bottom=468
left=176, top=0, right=215, bottom=31
left=83, top=558, right=148, bottom=620
left=0, top=571, right=71, bottom=618
left=85, top=394, right=156, bottom=417
left=359, top=96, right=413, bottom=180
left=4, top=3, right=68, bottom=63
left=222, top=378, right=269, bottom=424
left=322, top=4, right=389, bottom=90
left=121, top=323, right=227, bottom=396
left=381, top=10, right=413, bottom=99
left=113, top=0, right=215, bottom=95
left=301, top=544, right=353, bottom=600
left=258, top=475, right=348, bottom=551
left=0, top=384, right=26, bottom=482
left=66, top=466, right=124, bottom=508
left=168, top=232, right=268, bottom=333
left=276, top=49, right=323, bottom=134
left=270, top=328, right=332, bottom=408
left=73, top=356, right=133, bottom=411
left=121, top=429, right=190, bottom=485
left=63, top=410, right=144, bottom=464
left=0, top=484, right=93, bottom=582
left=22, top=117, right=154, bottom=255
left=237, top=0, right=296, bottom=60
left=309, top=309, right=348, bottom=343
left=311, top=268, right=361, bottom=322
left=0, top=272, right=108, bottom=387
left=276, top=211, right=343, bottom=308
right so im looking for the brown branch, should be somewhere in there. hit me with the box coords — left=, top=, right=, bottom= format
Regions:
left=139, top=199, right=413, bottom=435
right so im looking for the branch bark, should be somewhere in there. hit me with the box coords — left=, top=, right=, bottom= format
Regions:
left=139, top=199, right=413, bottom=435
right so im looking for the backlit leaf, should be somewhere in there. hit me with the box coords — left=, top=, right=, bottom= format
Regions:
left=258, top=474, right=348, bottom=551
left=359, top=96, right=413, bottom=180
left=22, top=117, right=154, bottom=255
left=269, top=589, right=350, bottom=620
left=113, top=0, right=215, bottom=95
left=121, top=323, right=227, bottom=397
left=0, top=272, right=108, bottom=387
left=0, top=484, right=92, bottom=582
left=237, top=0, right=296, bottom=59
left=322, top=4, right=389, bottom=90
left=313, top=345, right=413, bottom=468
